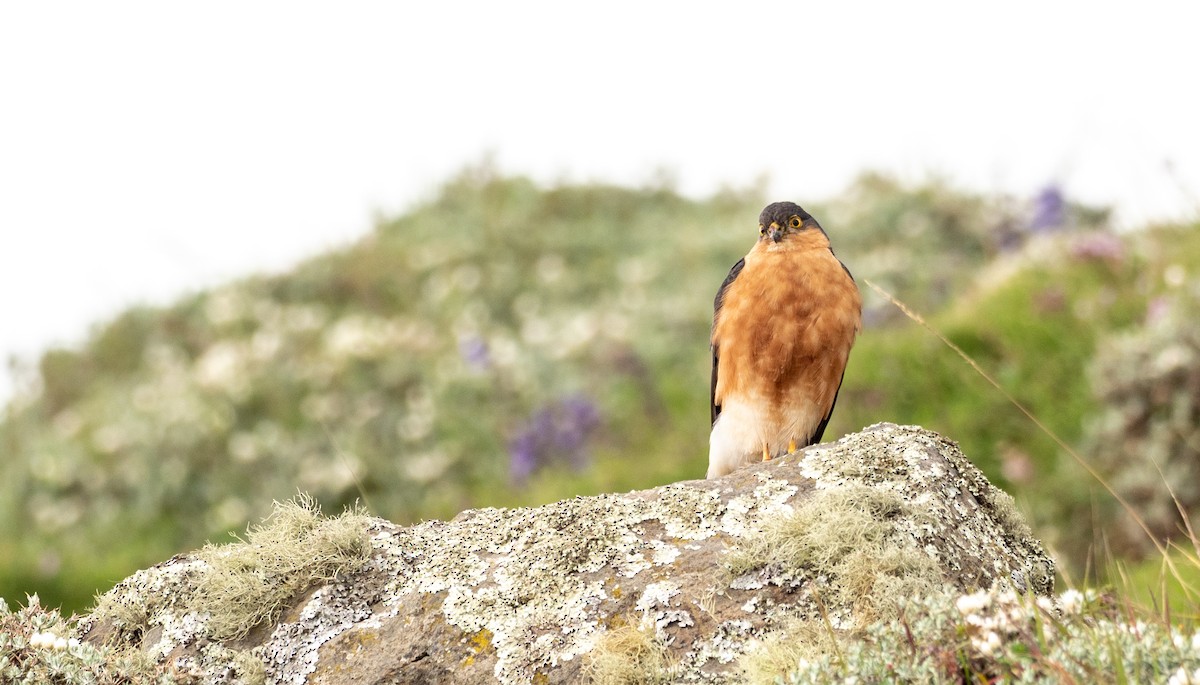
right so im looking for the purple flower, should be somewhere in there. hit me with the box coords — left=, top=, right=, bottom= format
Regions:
left=1069, top=232, right=1125, bottom=263
left=554, top=394, right=600, bottom=467
left=508, top=430, right=539, bottom=483
left=508, top=394, right=601, bottom=483
left=457, top=335, right=491, bottom=371
left=1029, top=184, right=1066, bottom=233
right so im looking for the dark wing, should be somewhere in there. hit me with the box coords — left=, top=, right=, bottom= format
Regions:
left=710, top=257, right=745, bottom=426
left=807, top=254, right=856, bottom=445
left=806, top=369, right=846, bottom=446
left=833, top=250, right=855, bottom=281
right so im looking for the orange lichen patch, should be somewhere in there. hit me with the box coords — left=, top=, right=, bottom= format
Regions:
left=462, top=627, right=493, bottom=666
left=470, top=628, right=492, bottom=653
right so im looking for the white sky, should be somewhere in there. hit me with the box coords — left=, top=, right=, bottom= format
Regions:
left=2, top=1, right=1199, bottom=402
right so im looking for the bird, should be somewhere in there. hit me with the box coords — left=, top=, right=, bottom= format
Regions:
left=707, top=201, right=862, bottom=479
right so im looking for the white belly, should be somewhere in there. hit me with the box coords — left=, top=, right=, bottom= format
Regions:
left=707, top=395, right=823, bottom=478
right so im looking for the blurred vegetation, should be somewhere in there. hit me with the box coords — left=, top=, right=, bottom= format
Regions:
left=1082, top=282, right=1200, bottom=559
left=1, top=162, right=1198, bottom=618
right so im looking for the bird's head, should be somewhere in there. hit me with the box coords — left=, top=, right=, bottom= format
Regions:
left=758, top=201, right=821, bottom=244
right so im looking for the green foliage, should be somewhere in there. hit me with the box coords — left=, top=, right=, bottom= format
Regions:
left=1082, top=282, right=1200, bottom=559
left=0, top=595, right=177, bottom=684
left=746, top=587, right=1200, bottom=684
left=838, top=233, right=1145, bottom=476
left=819, top=172, right=1008, bottom=320
left=1121, top=551, right=1200, bottom=617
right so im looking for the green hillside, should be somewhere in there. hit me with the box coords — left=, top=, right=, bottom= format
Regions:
left=2, top=165, right=1197, bottom=615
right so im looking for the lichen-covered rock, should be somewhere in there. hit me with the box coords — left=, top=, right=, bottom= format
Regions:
left=78, top=423, right=1053, bottom=684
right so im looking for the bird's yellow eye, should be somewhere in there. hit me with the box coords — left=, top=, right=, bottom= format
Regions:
left=759, top=224, right=766, bottom=235
left=789, top=216, right=802, bottom=229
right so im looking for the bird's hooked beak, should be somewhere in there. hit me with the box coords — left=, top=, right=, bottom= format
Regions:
left=767, top=222, right=784, bottom=243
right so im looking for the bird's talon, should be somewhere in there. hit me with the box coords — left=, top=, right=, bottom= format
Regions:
left=788, top=439, right=797, bottom=454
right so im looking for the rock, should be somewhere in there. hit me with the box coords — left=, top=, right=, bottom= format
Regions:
left=79, top=423, right=1054, bottom=684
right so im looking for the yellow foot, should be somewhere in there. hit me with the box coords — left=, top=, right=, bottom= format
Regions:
left=788, top=439, right=797, bottom=454
left=761, top=443, right=771, bottom=462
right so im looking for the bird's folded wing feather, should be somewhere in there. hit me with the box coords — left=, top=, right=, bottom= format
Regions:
left=806, top=254, right=856, bottom=445
left=710, top=257, right=745, bottom=426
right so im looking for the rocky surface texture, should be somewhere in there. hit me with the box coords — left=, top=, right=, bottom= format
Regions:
left=79, top=423, right=1054, bottom=684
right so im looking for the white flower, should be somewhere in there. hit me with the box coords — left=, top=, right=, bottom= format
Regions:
left=974, top=630, right=1002, bottom=656
left=1166, top=666, right=1200, bottom=685
left=29, top=630, right=68, bottom=650
left=956, top=591, right=990, bottom=616
left=1164, top=264, right=1187, bottom=288
left=194, top=341, right=247, bottom=389
left=1059, top=588, right=1084, bottom=614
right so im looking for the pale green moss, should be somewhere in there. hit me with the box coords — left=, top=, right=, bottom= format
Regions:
left=736, top=618, right=838, bottom=685
left=724, top=485, right=943, bottom=627
left=192, top=495, right=372, bottom=641
left=581, top=620, right=677, bottom=685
